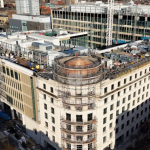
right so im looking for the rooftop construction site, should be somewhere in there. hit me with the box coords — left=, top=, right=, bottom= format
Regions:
left=0, top=30, right=150, bottom=83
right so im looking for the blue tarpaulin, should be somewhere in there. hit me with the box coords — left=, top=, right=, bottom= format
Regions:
left=141, top=36, right=150, bottom=40
left=0, top=111, right=10, bottom=121
left=113, top=39, right=129, bottom=44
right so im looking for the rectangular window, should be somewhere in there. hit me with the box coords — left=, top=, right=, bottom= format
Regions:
left=135, top=83, right=137, bottom=88
left=109, top=123, right=112, bottom=128
left=10, top=70, right=13, bottom=77
left=44, top=94, right=46, bottom=99
left=103, top=127, right=106, bottom=132
left=46, top=131, right=48, bottom=136
left=51, top=87, right=53, bottom=93
left=103, top=117, right=107, bottom=124
left=104, top=87, right=107, bottom=93
left=137, top=97, right=140, bottom=103
left=111, top=84, right=114, bottom=90
left=118, top=81, right=120, bottom=87
left=116, top=110, right=119, bottom=116
left=140, top=71, right=142, bottom=76
left=121, top=115, right=124, bottom=120
left=2, top=66, right=5, bottom=74
left=52, top=117, right=55, bottom=123
left=129, top=86, right=132, bottom=91
left=131, top=127, right=134, bottom=133
left=135, top=74, right=137, bottom=78
left=128, top=95, right=131, bottom=100
left=76, top=115, right=82, bottom=122
left=103, top=136, right=106, bottom=143
left=66, top=113, right=71, bottom=121
left=122, top=98, right=125, bottom=104
left=110, top=132, right=112, bottom=138
left=122, top=107, right=125, bottom=112
left=104, top=98, right=107, bottom=104
left=52, top=126, right=55, bottom=132
left=127, top=103, right=130, bottom=110
left=45, top=121, right=48, bottom=127
left=124, top=89, right=126, bottom=94
left=43, top=84, right=46, bottom=89
left=110, top=104, right=113, bottom=111
left=76, top=126, right=82, bottom=132
left=103, top=108, right=107, bottom=114
left=133, top=92, right=136, bottom=97
left=15, top=72, right=18, bottom=80
left=138, top=89, right=141, bottom=94
left=146, top=92, right=148, bottom=97
left=44, top=103, right=47, bottom=110
left=51, top=98, right=54, bottom=103
left=126, top=130, right=129, bottom=137
left=111, top=95, right=114, bottom=100
left=51, top=108, right=54, bottom=114
left=88, top=143, right=92, bottom=150
left=132, top=100, right=135, bottom=106
left=67, top=125, right=71, bottom=130
left=118, top=91, right=120, bottom=97
left=45, top=113, right=48, bottom=119
left=110, top=114, right=113, bottom=120
left=124, top=79, right=126, bottom=84
left=77, top=145, right=82, bottom=150
left=136, top=123, right=138, bottom=129
left=127, top=112, right=130, bottom=117
left=132, top=109, right=134, bottom=113
left=67, top=135, right=71, bottom=139
left=88, top=113, right=92, bottom=121
left=6, top=68, right=9, bottom=75
left=129, top=76, right=132, bottom=81
left=127, top=120, right=130, bottom=126
left=117, top=101, right=120, bottom=107
left=116, top=128, right=119, bottom=134
left=52, top=136, right=55, bottom=142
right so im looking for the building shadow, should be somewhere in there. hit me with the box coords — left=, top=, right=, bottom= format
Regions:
left=103, top=100, right=150, bottom=150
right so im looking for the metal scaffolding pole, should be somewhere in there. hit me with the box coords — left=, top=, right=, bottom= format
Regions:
left=106, top=0, right=114, bottom=46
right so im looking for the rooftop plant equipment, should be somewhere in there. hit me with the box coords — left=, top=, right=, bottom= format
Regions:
left=44, top=31, right=57, bottom=36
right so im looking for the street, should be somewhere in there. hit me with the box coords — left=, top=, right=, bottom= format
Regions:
left=0, top=130, right=18, bottom=150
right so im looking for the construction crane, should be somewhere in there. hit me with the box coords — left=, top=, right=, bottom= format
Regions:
left=106, top=0, right=114, bottom=47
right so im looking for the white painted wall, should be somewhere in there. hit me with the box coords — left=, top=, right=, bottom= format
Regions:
left=12, top=14, right=50, bottom=23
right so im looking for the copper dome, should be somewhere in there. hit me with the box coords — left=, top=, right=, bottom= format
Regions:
left=65, top=57, right=94, bottom=68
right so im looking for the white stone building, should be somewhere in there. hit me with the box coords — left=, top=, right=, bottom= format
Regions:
left=15, top=0, right=40, bottom=15
left=37, top=45, right=150, bottom=150
left=0, top=32, right=150, bottom=150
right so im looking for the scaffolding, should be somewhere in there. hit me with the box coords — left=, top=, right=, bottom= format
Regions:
left=52, top=5, right=150, bottom=48
left=0, top=42, right=49, bottom=68
left=53, top=54, right=99, bottom=149
left=0, top=59, right=6, bottom=100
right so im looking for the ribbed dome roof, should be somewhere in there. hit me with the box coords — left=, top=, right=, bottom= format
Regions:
left=65, top=57, right=94, bottom=67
